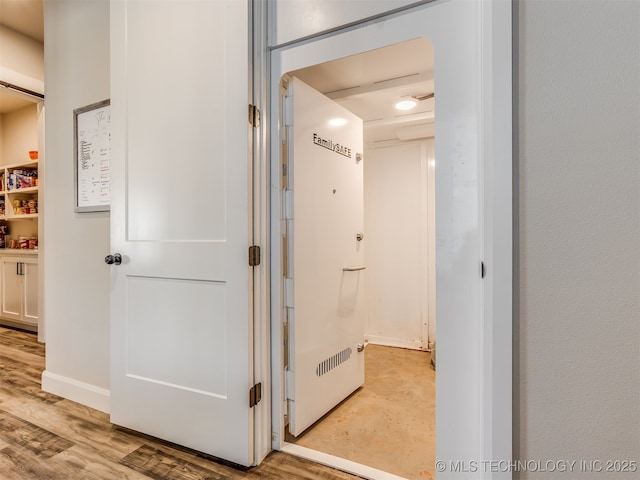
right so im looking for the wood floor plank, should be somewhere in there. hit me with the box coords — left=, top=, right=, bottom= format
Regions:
left=0, top=352, right=47, bottom=383
left=121, top=444, right=234, bottom=480
left=0, top=397, right=144, bottom=461
left=47, top=446, right=154, bottom=480
left=0, top=410, right=74, bottom=458
left=0, top=329, right=45, bottom=358
left=245, top=453, right=361, bottom=480
left=0, top=446, right=68, bottom=480
left=0, top=325, right=360, bottom=480
left=0, top=364, right=62, bottom=405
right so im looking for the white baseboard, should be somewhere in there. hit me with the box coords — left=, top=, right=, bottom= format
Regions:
left=365, top=334, right=426, bottom=351
left=281, top=443, right=408, bottom=480
left=41, top=370, right=110, bottom=414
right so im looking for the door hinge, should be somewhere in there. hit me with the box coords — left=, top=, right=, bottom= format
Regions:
left=283, top=95, right=293, bottom=127
left=249, top=245, right=261, bottom=267
left=285, top=369, right=295, bottom=401
left=284, top=278, right=294, bottom=308
left=283, top=189, right=294, bottom=220
left=249, top=382, right=262, bottom=408
left=248, top=104, right=260, bottom=127
left=481, top=261, right=486, bottom=279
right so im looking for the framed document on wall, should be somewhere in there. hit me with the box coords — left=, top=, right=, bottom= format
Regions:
left=74, top=99, right=111, bottom=212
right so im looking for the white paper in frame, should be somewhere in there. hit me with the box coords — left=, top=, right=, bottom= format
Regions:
left=74, top=99, right=111, bottom=212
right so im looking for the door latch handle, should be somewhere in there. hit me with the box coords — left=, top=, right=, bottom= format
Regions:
left=343, top=265, right=366, bottom=271
left=104, top=253, right=122, bottom=265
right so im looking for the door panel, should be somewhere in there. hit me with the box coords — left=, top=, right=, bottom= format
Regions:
left=22, top=258, right=38, bottom=323
left=1, top=257, right=21, bottom=321
left=110, top=0, right=253, bottom=466
left=287, top=77, right=366, bottom=436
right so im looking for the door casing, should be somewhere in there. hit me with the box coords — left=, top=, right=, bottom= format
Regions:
left=265, top=1, right=513, bottom=478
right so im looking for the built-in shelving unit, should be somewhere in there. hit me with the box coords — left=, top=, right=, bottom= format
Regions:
left=0, top=160, right=39, bottom=250
left=1, top=160, right=39, bottom=217
left=0, top=94, right=41, bottom=331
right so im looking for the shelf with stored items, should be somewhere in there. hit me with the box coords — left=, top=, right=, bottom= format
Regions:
left=0, top=160, right=39, bottom=250
left=0, top=88, right=43, bottom=334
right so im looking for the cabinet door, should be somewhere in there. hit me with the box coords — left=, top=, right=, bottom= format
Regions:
left=22, top=258, right=38, bottom=324
left=1, top=257, right=22, bottom=321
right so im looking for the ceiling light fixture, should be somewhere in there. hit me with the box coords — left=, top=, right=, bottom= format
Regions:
left=328, top=117, right=348, bottom=127
left=394, top=97, right=418, bottom=111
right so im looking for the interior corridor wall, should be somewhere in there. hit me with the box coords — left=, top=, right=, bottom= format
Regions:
left=41, top=0, right=111, bottom=412
left=518, top=1, right=640, bottom=477
left=363, top=140, right=435, bottom=349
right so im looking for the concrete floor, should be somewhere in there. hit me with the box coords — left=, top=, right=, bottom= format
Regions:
left=286, top=344, right=436, bottom=480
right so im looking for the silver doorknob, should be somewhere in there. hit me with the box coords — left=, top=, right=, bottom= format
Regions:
left=104, top=253, right=122, bottom=265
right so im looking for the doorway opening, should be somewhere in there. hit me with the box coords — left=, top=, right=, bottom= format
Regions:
left=279, top=38, right=436, bottom=480
left=269, top=1, right=513, bottom=478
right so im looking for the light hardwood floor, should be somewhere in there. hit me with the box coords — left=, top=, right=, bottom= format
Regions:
left=0, top=326, right=359, bottom=480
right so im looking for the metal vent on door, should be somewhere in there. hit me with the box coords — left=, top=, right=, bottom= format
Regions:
left=316, top=347, right=353, bottom=377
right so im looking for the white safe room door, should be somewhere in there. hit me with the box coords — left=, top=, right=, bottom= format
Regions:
left=285, top=77, right=366, bottom=436
left=109, top=1, right=255, bottom=466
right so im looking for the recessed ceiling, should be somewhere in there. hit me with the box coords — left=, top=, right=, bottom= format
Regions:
left=288, top=37, right=435, bottom=147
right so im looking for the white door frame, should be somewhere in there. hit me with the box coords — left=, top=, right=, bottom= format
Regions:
left=266, top=1, right=512, bottom=478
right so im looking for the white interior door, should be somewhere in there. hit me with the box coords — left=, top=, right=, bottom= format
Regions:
left=109, top=0, right=254, bottom=466
left=286, top=77, right=366, bottom=437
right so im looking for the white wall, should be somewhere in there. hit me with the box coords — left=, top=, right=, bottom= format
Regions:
left=269, top=0, right=422, bottom=46
left=518, top=1, right=640, bottom=477
left=41, top=0, right=111, bottom=412
left=1, top=104, right=38, bottom=165
left=363, top=141, right=435, bottom=349
left=0, top=25, right=44, bottom=81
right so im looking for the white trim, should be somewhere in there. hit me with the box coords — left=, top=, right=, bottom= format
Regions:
left=41, top=370, right=110, bottom=414
left=281, top=443, right=408, bottom=480
left=365, top=335, right=426, bottom=351
left=251, top=0, right=271, bottom=467
left=480, top=0, right=513, bottom=476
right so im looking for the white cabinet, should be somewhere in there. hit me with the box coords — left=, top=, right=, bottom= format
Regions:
left=0, top=255, right=38, bottom=329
